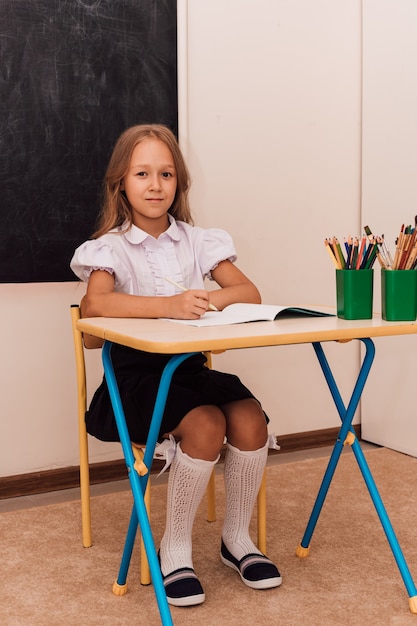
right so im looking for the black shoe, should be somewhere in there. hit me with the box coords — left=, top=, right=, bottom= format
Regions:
left=162, top=567, right=205, bottom=607
left=220, top=540, right=282, bottom=590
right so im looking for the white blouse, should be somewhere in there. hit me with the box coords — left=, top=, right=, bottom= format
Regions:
left=70, top=216, right=237, bottom=296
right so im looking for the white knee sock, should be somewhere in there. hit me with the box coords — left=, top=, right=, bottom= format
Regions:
left=222, top=440, right=268, bottom=560
left=159, top=444, right=218, bottom=576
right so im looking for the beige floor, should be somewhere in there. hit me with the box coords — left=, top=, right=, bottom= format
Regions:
left=0, top=441, right=379, bottom=514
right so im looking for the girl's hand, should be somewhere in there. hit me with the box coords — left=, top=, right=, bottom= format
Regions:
left=168, top=289, right=212, bottom=319
left=81, top=269, right=217, bottom=321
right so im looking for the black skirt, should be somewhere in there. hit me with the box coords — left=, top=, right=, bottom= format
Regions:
left=86, top=344, right=267, bottom=443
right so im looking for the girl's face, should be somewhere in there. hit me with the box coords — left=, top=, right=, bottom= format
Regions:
left=122, top=138, right=177, bottom=236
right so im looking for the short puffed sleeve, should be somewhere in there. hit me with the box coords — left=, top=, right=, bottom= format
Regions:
left=70, top=239, right=131, bottom=290
left=194, top=227, right=237, bottom=278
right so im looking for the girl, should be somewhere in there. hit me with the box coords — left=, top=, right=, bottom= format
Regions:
left=70, top=124, right=281, bottom=607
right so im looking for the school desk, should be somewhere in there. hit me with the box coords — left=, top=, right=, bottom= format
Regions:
left=77, top=311, right=417, bottom=625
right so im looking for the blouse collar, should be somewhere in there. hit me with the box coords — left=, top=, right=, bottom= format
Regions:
left=123, top=215, right=181, bottom=244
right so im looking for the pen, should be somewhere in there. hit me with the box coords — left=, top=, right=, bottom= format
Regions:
left=163, top=277, right=219, bottom=311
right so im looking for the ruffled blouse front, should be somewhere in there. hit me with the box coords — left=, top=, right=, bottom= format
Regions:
left=70, top=217, right=237, bottom=296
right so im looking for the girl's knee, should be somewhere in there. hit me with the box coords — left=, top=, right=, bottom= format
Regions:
left=223, top=398, right=268, bottom=450
left=173, top=405, right=226, bottom=460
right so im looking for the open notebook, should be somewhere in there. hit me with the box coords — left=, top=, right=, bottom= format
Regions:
left=162, top=303, right=333, bottom=327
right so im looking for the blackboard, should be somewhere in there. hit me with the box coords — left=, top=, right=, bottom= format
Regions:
left=0, top=0, right=177, bottom=282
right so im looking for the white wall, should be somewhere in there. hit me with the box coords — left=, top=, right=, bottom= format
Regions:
left=183, top=0, right=363, bottom=437
left=361, top=0, right=417, bottom=455
left=0, top=283, right=123, bottom=476
left=2, top=0, right=367, bottom=478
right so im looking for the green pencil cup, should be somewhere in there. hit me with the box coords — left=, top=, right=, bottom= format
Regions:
left=381, top=269, right=417, bottom=321
left=336, top=269, right=374, bottom=320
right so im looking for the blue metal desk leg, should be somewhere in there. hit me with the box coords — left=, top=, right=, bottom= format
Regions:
left=296, top=339, right=375, bottom=556
left=113, top=350, right=197, bottom=598
left=102, top=341, right=198, bottom=626
left=350, top=437, right=417, bottom=610
left=296, top=339, right=417, bottom=613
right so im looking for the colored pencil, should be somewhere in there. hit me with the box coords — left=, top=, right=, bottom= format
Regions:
left=324, top=239, right=342, bottom=268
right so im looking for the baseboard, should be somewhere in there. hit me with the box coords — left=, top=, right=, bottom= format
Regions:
left=0, top=424, right=361, bottom=500
left=277, top=424, right=361, bottom=453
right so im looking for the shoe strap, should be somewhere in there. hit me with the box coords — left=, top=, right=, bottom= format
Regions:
left=240, top=553, right=273, bottom=573
left=163, top=567, right=198, bottom=585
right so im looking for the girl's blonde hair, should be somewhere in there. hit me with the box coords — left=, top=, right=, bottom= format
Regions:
left=92, top=124, right=192, bottom=238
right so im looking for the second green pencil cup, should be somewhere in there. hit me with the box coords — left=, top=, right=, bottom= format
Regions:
left=381, top=269, right=417, bottom=321
left=336, top=269, right=374, bottom=320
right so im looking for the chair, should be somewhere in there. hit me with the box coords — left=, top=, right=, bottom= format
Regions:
left=70, top=304, right=267, bottom=587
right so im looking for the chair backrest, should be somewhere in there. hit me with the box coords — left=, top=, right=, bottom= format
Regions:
left=70, top=304, right=87, bottom=416
left=70, top=304, right=92, bottom=547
